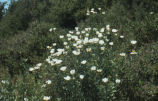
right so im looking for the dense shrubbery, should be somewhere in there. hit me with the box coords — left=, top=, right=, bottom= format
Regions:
left=0, top=0, right=158, bottom=101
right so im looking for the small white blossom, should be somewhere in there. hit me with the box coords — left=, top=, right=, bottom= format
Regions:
left=98, top=8, right=101, bottom=10
left=86, top=48, right=92, bottom=52
left=97, top=69, right=102, bottom=72
left=131, top=40, right=137, bottom=44
left=24, top=98, right=28, bottom=101
left=99, top=40, right=105, bottom=45
left=70, top=70, right=75, bottom=75
left=49, top=28, right=52, bottom=32
left=47, top=46, right=51, bottom=49
left=79, top=75, right=84, bottom=79
left=100, top=28, right=105, bottom=32
left=60, top=66, right=67, bottom=71
left=46, top=80, right=52, bottom=84
left=112, top=29, right=118, bottom=32
left=29, top=67, right=34, bottom=72
left=53, top=43, right=56, bottom=46
left=59, top=35, right=64, bottom=39
left=100, top=47, right=105, bottom=50
left=63, top=42, right=68, bottom=45
left=81, top=60, right=87, bottom=64
left=72, top=50, right=80, bottom=55
left=34, top=66, right=40, bottom=70
left=120, top=35, right=124, bottom=38
left=53, top=28, right=56, bottom=30
left=50, top=49, right=55, bottom=54
left=102, top=12, right=105, bottom=14
left=36, top=63, right=42, bottom=67
left=91, top=66, right=96, bottom=71
left=115, top=79, right=121, bottom=84
left=98, top=33, right=103, bottom=37
left=43, top=96, right=51, bottom=101
left=102, top=77, right=108, bottom=83
left=64, top=76, right=71, bottom=81
left=109, top=42, right=114, bottom=46
left=120, top=53, right=126, bottom=56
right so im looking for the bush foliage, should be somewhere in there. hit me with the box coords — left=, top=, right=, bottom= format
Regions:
left=0, top=0, right=158, bottom=101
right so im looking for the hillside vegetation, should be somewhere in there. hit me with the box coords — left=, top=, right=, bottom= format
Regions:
left=0, top=0, right=158, bottom=101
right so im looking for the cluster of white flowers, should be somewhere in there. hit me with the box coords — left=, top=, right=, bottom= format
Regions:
left=29, top=63, right=42, bottom=72
left=49, top=28, right=56, bottom=32
left=28, top=23, right=139, bottom=100
left=86, top=8, right=105, bottom=15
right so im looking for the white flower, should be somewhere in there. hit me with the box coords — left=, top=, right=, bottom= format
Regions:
left=1, top=80, right=8, bottom=84
left=81, top=31, right=86, bottom=33
left=98, top=33, right=103, bottom=37
left=67, top=34, right=71, bottom=37
left=99, top=40, right=105, bottom=45
left=102, top=12, right=105, bottom=14
left=50, top=49, right=55, bottom=54
left=100, top=47, right=105, bottom=50
left=69, top=31, right=74, bottom=34
left=112, top=29, right=118, bottom=32
left=100, top=28, right=105, bottom=32
left=53, top=28, right=56, bottom=30
left=86, top=48, right=92, bottom=52
left=43, top=96, right=51, bottom=101
left=86, top=12, right=90, bottom=15
left=106, top=25, right=110, bottom=31
left=46, top=80, right=52, bottom=84
left=47, top=46, right=51, bottom=49
left=55, top=59, right=62, bottom=64
left=68, top=38, right=71, bottom=41
left=65, top=46, right=69, bottom=49
left=150, top=12, right=154, bottom=14
left=49, top=28, right=52, bottom=32
left=120, top=35, right=124, bottom=38
left=63, top=42, right=68, bottom=45
left=91, top=66, right=96, bottom=71
left=75, top=27, right=79, bottom=31
left=120, top=53, right=126, bottom=56
left=24, top=98, right=28, bottom=101
left=34, top=66, right=40, bottom=70
left=102, top=77, right=108, bottom=83
left=86, top=33, right=89, bottom=37
left=60, top=66, right=67, bottom=71
left=115, top=79, right=121, bottom=84
left=64, top=76, right=71, bottom=81
left=131, top=40, right=137, bottom=44
left=91, top=8, right=94, bottom=11
left=109, top=42, right=114, bottom=45
left=81, top=60, right=87, bottom=64
left=59, top=35, right=64, bottom=39
left=79, top=75, right=84, bottom=79
left=98, top=8, right=101, bottom=10
left=36, top=63, right=42, bottom=67
left=76, top=31, right=80, bottom=35
left=97, top=69, right=102, bottom=72
left=77, top=45, right=83, bottom=49
left=29, top=67, right=34, bottom=72
left=72, top=50, right=80, bottom=55
left=86, top=13, right=90, bottom=15
left=83, top=37, right=89, bottom=44
left=70, top=70, right=75, bottom=75
left=53, top=43, right=56, bottom=46
left=106, top=39, right=109, bottom=42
